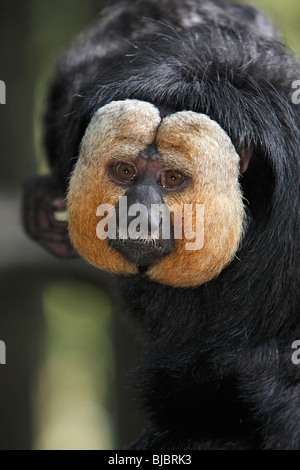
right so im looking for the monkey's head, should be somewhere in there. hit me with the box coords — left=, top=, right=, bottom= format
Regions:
left=63, top=100, right=245, bottom=287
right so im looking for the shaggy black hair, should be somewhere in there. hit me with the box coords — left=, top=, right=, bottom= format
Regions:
left=44, top=0, right=300, bottom=449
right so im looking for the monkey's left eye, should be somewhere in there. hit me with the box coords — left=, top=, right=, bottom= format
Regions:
left=112, top=162, right=137, bottom=183
left=159, top=170, right=186, bottom=190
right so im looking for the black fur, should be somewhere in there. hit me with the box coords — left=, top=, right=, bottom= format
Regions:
left=44, top=0, right=300, bottom=449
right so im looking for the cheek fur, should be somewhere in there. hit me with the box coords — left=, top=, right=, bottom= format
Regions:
left=67, top=163, right=137, bottom=276
left=148, top=111, right=245, bottom=288
left=148, top=192, right=245, bottom=287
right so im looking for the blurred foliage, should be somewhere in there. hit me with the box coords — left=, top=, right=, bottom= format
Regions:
left=241, top=0, right=300, bottom=54
left=0, top=0, right=99, bottom=183
left=35, top=281, right=115, bottom=450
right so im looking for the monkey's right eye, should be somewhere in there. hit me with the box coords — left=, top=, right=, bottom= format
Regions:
left=112, top=162, right=137, bottom=184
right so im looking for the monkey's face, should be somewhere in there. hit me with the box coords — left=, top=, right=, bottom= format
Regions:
left=67, top=100, right=245, bottom=287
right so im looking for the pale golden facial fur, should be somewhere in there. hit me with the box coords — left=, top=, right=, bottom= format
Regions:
left=67, top=99, right=245, bottom=288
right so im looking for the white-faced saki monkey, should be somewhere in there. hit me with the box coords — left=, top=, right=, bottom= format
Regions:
left=23, top=0, right=300, bottom=450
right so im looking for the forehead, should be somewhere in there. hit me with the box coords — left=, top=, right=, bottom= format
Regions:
left=80, top=99, right=237, bottom=176
left=87, top=99, right=161, bottom=145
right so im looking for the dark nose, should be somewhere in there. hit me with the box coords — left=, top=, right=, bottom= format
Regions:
left=108, top=185, right=174, bottom=267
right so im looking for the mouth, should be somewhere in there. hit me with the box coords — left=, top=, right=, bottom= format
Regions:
left=109, top=237, right=173, bottom=268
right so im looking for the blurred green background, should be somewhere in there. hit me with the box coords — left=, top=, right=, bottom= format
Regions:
left=0, top=0, right=299, bottom=450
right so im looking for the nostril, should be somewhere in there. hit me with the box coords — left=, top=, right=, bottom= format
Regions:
left=138, top=265, right=150, bottom=275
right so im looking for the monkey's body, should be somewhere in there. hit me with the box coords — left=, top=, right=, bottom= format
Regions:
left=24, top=0, right=300, bottom=449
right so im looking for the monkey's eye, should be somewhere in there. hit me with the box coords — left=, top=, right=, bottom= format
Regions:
left=112, top=162, right=137, bottom=183
left=159, top=170, right=186, bottom=190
